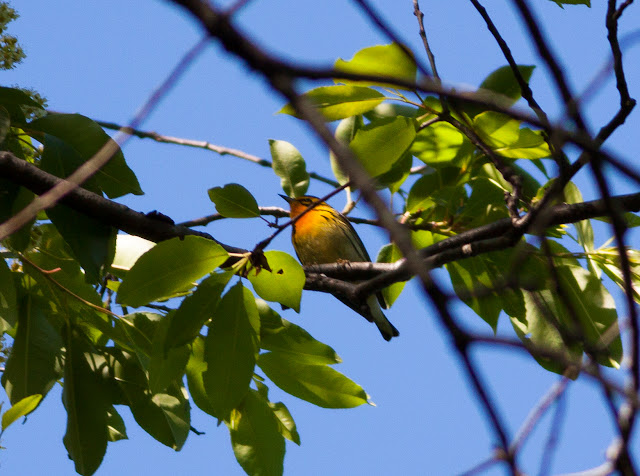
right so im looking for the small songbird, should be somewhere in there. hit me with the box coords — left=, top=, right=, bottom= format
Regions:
left=280, top=194, right=399, bottom=341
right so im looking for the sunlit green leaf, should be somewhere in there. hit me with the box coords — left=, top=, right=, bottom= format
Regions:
left=269, top=140, right=310, bottom=197
left=334, top=43, right=417, bottom=88
left=1, top=394, right=42, bottom=432
left=279, top=85, right=385, bottom=121
left=257, top=352, right=368, bottom=408
left=110, top=234, right=155, bottom=278
left=375, top=151, right=412, bottom=193
left=350, top=116, right=416, bottom=177
left=376, top=244, right=405, bottom=307
left=269, top=401, right=300, bottom=445
left=364, top=102, right=418, bottom=121
left=550, top=242, right=622, bottom=368
left=474, top=112, right=550, bottom=159
left=330, top=115, right=363, bottom=186
left=466, top=65, right=535, bottom=116
left=117, top=236, right=228, bottom=307
left=208, top=183, right=260, bottom=218
left=411, top=122, right=466, bottom=164
left=248, top=251, right=305, bottom=312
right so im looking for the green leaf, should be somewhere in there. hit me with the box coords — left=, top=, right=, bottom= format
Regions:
left=0, top=86, right=43, bottom=123
left=0, top=105, right=10, bottom=143
left=594, top=212, right=640, bottom=228
left=549, top=0, right=590, bottom=7
left=330, top=115, right=363, bottom=186
left=564, top=182, right=593, bottom=251
left=208, top=183, right=260, bottom=218
left=511, top=290, right=583, bottom=375
left=257, top=352, right=368, bottom=408
left=115, top=312, right=162, bottom=369
left=203, top=282, right=259, bottom=419
left=270, top=401, right=300, bottom=445
left=0, top=258, right=18, bottom=333
left=406, top=167, right=466, bottom=217
left=186, top=336, right=218, bottom=417
left=350, top=116, right=416, bottom=177
left=257, top=300, right=341, bottom=365
left=364, top=102, right=418, bottom=121
left=248, top=251, right=305, bottom=312
left=480, top=65, right=535, bottom=101
left=46, top=204, right=116, bottom=283
left=1, top=394, right=42, bottom=432
left=269, top=140, right=310, bottom=197
left=279, top=85, right=385, bottom=121
left=596, top=248, right=640, bottom=305
left=2, top=295, right=63, bottom=404
left=410, top=122, right=467, bottom=165
left=550, top=242, right=622, bottom=368
left=229, top=389, right=285, bottom=476
left=376, top=244, right=406, bottom=307
left=62, top=327, right=109, bottom=476
left=564, top=181, right=596, bottom=274
left=375, top=151, right=413, bottom=193
left=109, top=349, right=190, bottom=449
left=466, top=65, right=535, bottom=116
left=510, top=243, right=621, bottom=372
left=446, top=250, right=525, bottom=332
left=462, top=177, right=510, bottom=227
left=476, top=162, right=541, bottom=203
left=117, top=236, right=229, bottom=307
left=473, top=112, right=550, bottom=159
left=106, top=407, right=128, bottom=442
left=110, top=234, right=155, bottom=278
left=29, top=113, right=142, bottom=198
left=334, top=43, right=417, bottom=89
left=148, top=314, right=190, bottom=394
left=165, top=271, right=234, bottom=350
left=39, top=132, right=103, bottom=194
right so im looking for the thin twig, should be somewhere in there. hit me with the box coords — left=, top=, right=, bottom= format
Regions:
left=87, top=117, right=339, bottom=187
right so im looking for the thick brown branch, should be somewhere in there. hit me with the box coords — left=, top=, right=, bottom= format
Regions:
left=0, top=151, right=246, bottom=256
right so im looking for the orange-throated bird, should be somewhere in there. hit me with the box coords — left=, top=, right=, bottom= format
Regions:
left=280, top=195, right=399, bottom=341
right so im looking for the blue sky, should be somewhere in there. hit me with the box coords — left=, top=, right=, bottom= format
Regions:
left=3, top=1, right=640, bottom=475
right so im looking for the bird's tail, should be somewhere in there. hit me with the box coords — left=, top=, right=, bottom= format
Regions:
left=367, top=295, right=399, bottom=341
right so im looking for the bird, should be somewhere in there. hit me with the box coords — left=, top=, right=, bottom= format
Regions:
left=280, top=194, right=399, bottom=341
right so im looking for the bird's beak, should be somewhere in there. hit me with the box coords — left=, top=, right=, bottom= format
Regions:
left=279, top=194, right=294, bottom=204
